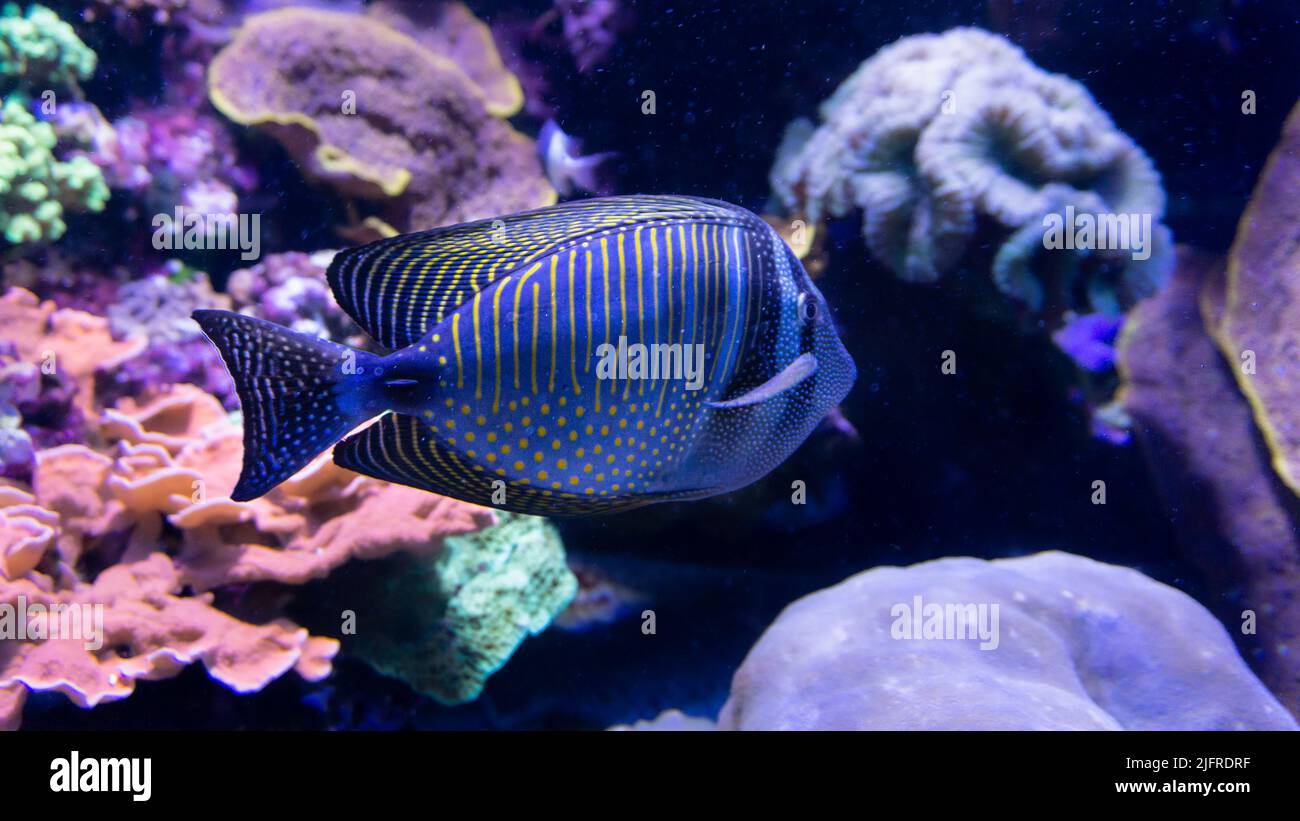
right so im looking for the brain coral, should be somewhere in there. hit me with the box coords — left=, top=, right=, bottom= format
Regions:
left=709, top=552, right=1293, bottom=730
left=771, top=27, right=1171, bottom=321
left=207, top=7, right=554, bottom=236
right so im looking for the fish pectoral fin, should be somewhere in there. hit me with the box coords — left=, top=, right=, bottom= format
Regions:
left=334, top=413, right=659, bottom=517
left=706, top=352, right=818, bottom=409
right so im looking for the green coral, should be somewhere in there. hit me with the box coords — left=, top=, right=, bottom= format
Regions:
left=349, top=513, right=578, bottom=705
left=1, top=97, right=107, bottom=246
left=0, top=3, right=96, bottom=93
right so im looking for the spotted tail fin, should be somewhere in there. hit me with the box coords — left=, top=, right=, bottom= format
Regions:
left=192, top=310, right=381, bottom=501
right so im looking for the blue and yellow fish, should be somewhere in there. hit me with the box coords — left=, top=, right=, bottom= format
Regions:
left=194, top=195, right=855, bottom=515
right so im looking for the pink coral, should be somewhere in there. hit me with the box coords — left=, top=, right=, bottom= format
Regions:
left=0, top=553, right=339, bottom=709
left=0, top=288, right=147, bottom=417
left=0, top=291, right=496, bottom=728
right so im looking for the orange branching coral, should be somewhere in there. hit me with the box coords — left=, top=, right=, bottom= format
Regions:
left=1, top=310, right=497, bottom=728
left=0, top=553, right=340, bottom=710
left=99, top=383, right=230, bottom=452
left=0, top=486, right=57, bottom=581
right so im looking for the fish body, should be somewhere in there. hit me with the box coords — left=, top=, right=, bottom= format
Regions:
left=195, top=195, right=855, bottom=516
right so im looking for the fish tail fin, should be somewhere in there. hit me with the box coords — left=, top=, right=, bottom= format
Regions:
left=192, top=310, right=382, bottom=501
left=568, top=152, right=619, bottom=196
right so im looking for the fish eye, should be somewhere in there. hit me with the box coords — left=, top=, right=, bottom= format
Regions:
left=797, top=292, right=818, bottom=323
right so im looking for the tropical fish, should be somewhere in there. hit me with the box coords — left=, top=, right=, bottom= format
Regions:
left=194, top=195, right=856, bottom=516
left=537, top=120, right=618, bottom=197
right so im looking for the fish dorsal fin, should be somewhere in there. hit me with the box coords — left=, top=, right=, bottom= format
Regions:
left=335, top=412, right=679, bottom=516
left=327, top=195, right=746, bottom=350
left=707, top=352, right=818, bottom=409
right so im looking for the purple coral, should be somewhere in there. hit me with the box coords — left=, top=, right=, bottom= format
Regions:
left=2, top=251, right=125, bottom=313
left=1051, top=312, right=1124, bottom=373
left=97, top=265, right=236, bottom=408
left=68, top=102, right=256, bottom=218
left=227, top=252, right=367, bottom=346
left=0, top=341, right=86, bottom=480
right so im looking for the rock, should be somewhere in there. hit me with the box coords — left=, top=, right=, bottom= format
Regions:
left=715, top=552, right=1296, bottom=730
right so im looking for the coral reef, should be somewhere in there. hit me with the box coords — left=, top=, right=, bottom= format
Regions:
left=225, top=251, right=366, bottom=346
left=0, top=3, right=95, bottom=93
left=364, top=0, right=523, bottom=117
left=641, top=552, right=1294, bottom=730
left=770, top=27, right=1171, bottom=324
left=0, top=286, right=145, bottom=416
left=1118, top=249, right=1300, bottom=713
left=346, top=512, right=577, bottom=705
left=207, top=7, right=554, bottom=236
left=76, top=103, right=257, bottom=219
left=1112, top=102, right=1300, bottom=714
left=2, top=248, right=125, bottom=312
left=0, top=98, right=109, bottom=248
left=0, top=288, right=500, bottom=728
left=1050, top=312, right=1123, bottom=373
left=96, top=265, right=235, bottom=408
left=1206, top=100, right=1300, bottom=497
